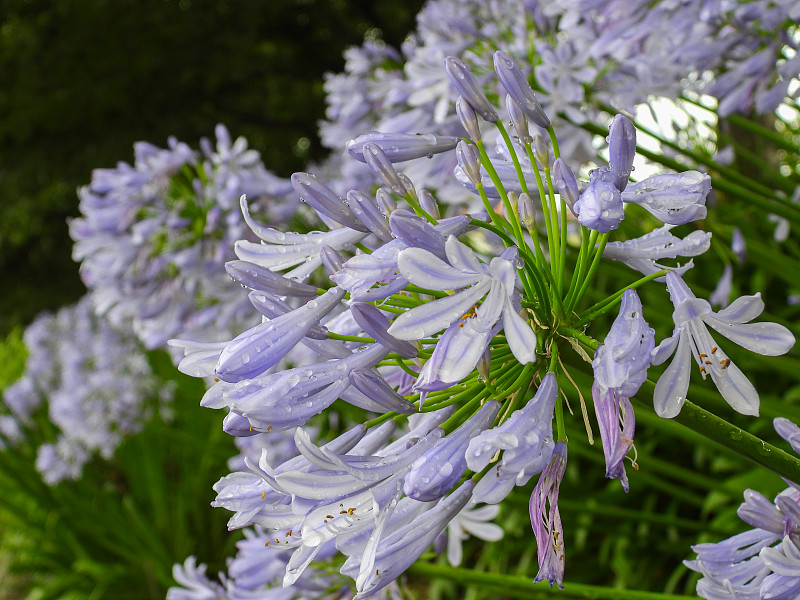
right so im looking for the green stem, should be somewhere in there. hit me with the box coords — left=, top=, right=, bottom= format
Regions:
left=408, top=563, right=694, bottom=600
left=574, top=269, right=669, bottom=327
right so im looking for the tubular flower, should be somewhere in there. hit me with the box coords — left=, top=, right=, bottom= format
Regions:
left=591, top=290, right=654, bottom=491
left=652, top=271, right=795, bottom=418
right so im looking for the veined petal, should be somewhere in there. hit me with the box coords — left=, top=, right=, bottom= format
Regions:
left=715, top=293, right=765, bottom=323
left=702, top=316, right=795, bottom=357
left=473, top=280, right=505, bottom=331
left=445, top=235, right=484, bottom=274
left=415, top=320, right=492, bottom=392
left=502, top=296, right=537, bottom=364
left=653, top=329, right=692, bottom=418
left=388, top=279, right=492, bottom=340
left=397, top=248, right=483, bottom=291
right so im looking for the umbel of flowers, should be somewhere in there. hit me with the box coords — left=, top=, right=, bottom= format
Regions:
left=70, top=125, right=295, bottom=351
left=170, top=52, right=794, bottom=596
left=0, top=298, right=173, bottom=484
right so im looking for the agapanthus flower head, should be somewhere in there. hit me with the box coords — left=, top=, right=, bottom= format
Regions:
left=2, top=298, right=172, bottom=484
left=71, top=125, right=293, bottom=352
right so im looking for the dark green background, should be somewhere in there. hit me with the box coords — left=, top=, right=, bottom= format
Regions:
left=0, top=0, right=424, bottom=333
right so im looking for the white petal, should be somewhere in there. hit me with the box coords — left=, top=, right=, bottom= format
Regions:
left=473, top=280, right=504, bottom=331
left=398, top=247, right=484, bottom=291
left=502, top=296, right=537, bottom=364
left=462, top=519, right=504, bottom=542
left=708, top=357, right=760, bottom=416
left=653, top=330, right=692, bottom=418
left=703, top=317, right=795, bottom=356
left=714, top=293, right=764, bottom=323
left=387, top=280, right=491, bottom=340
left=651, top=328, right=680, bottom=365
left=445, top=235, right=484, bottom=274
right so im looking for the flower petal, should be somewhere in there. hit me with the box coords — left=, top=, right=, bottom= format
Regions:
left=387, top=279, right=491, bottom=340
left=703, top=316, right=795, bottom=356
left=653, top=330, right=692, bottom=418
left=397, top=247, right=483, bottom=291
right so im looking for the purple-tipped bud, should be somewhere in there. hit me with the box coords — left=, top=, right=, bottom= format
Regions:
left=456, top=140, right=483, bottom=188
left=532, top=134, right=550, bottom=168
left=574, top=168, right=623, bottom=233
left=363, top=143, right=407, bottom=196
left=346, top=190, right=393, bottom=242
left=291, top=173, right=369, bottom=232
left=248, top=292, right=328, bottom=340
left=404, top=400, right=500, bottom=501
left=217, top=286, right=344, bottom=383
left=456, top=96, right=482, bottom=141
left=493, top=50, right=550, bottom=129
left=376, top=188, right=397, bottom=216
left=226, top=260, right=318, bottom=297
left=552, top=158, right=579, bottom=213
left=445, top=57, right=499, bottom=123
left=389, top=209, right=447, bottom=259
left=506, top=95, right=532, bottom=144
left=349, top=369, right=416, bottom=414
left=607, top=115, right=636, bottom=191
left=419, top=190, right=440, bottom=220
left=320, top=245, right=344, bottom=274
left=222, top=411, right=260, bottom=437
left=351, top=302, right=418, bottom=358
left=518, top=192, right=537, bottom=230
left=346, top=132, right=459, bottom=164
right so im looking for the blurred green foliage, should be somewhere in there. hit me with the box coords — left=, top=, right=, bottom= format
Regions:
left=0, top=0, right=423, bottom=334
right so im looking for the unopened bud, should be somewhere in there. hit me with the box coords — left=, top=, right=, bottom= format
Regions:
left=456, top=140, right=483, bottom=188
left=506, top=95, right=532, bottom=144
left=376, top=188, right=397, bottom=217
left=445, top=56, right=499, bottom=123
left=532, top=134, right=550, bottom=168
left=456, top=96, right=482, bottom=141
left=518, top=192, right=536, bottom=230
left=419, top=189, right=440, bottom=220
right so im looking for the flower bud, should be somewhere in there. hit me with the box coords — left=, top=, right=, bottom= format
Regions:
left=506, top=95, right=532, bottom=144
left=493, top=50, right=550, bottom=129
left=456, top=96, right=482, bottom=141
left=445, top=56, right=499, bottom=123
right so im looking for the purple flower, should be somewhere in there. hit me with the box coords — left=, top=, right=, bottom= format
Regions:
left=530, top=441, right=567, bottom=589
left=651, top=272, right=795, bottom=418
left=573, top=168, right=624, bottom=233
left=603, top=226, right=711, bottom=280
left=388, top=236, right=537, bottom=366
left=444, top=56, right=499, bottom=123
left=592, top=290, right=654, bottom=491
left=621, top=171, right=710, bottom=225
left=404, top=400, right=499, bottom=501
left=346, top=132, right=459, bottom=163
left=467, top=373, right=558, bottom=504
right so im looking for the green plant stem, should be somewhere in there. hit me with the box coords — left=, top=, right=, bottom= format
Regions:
left=408, top=563, right=694, bottom=600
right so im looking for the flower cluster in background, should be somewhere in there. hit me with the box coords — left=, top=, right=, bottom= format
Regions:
left=70, top=125, right=296, bottom=351
left=0, top=297, right=173, bottom=484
